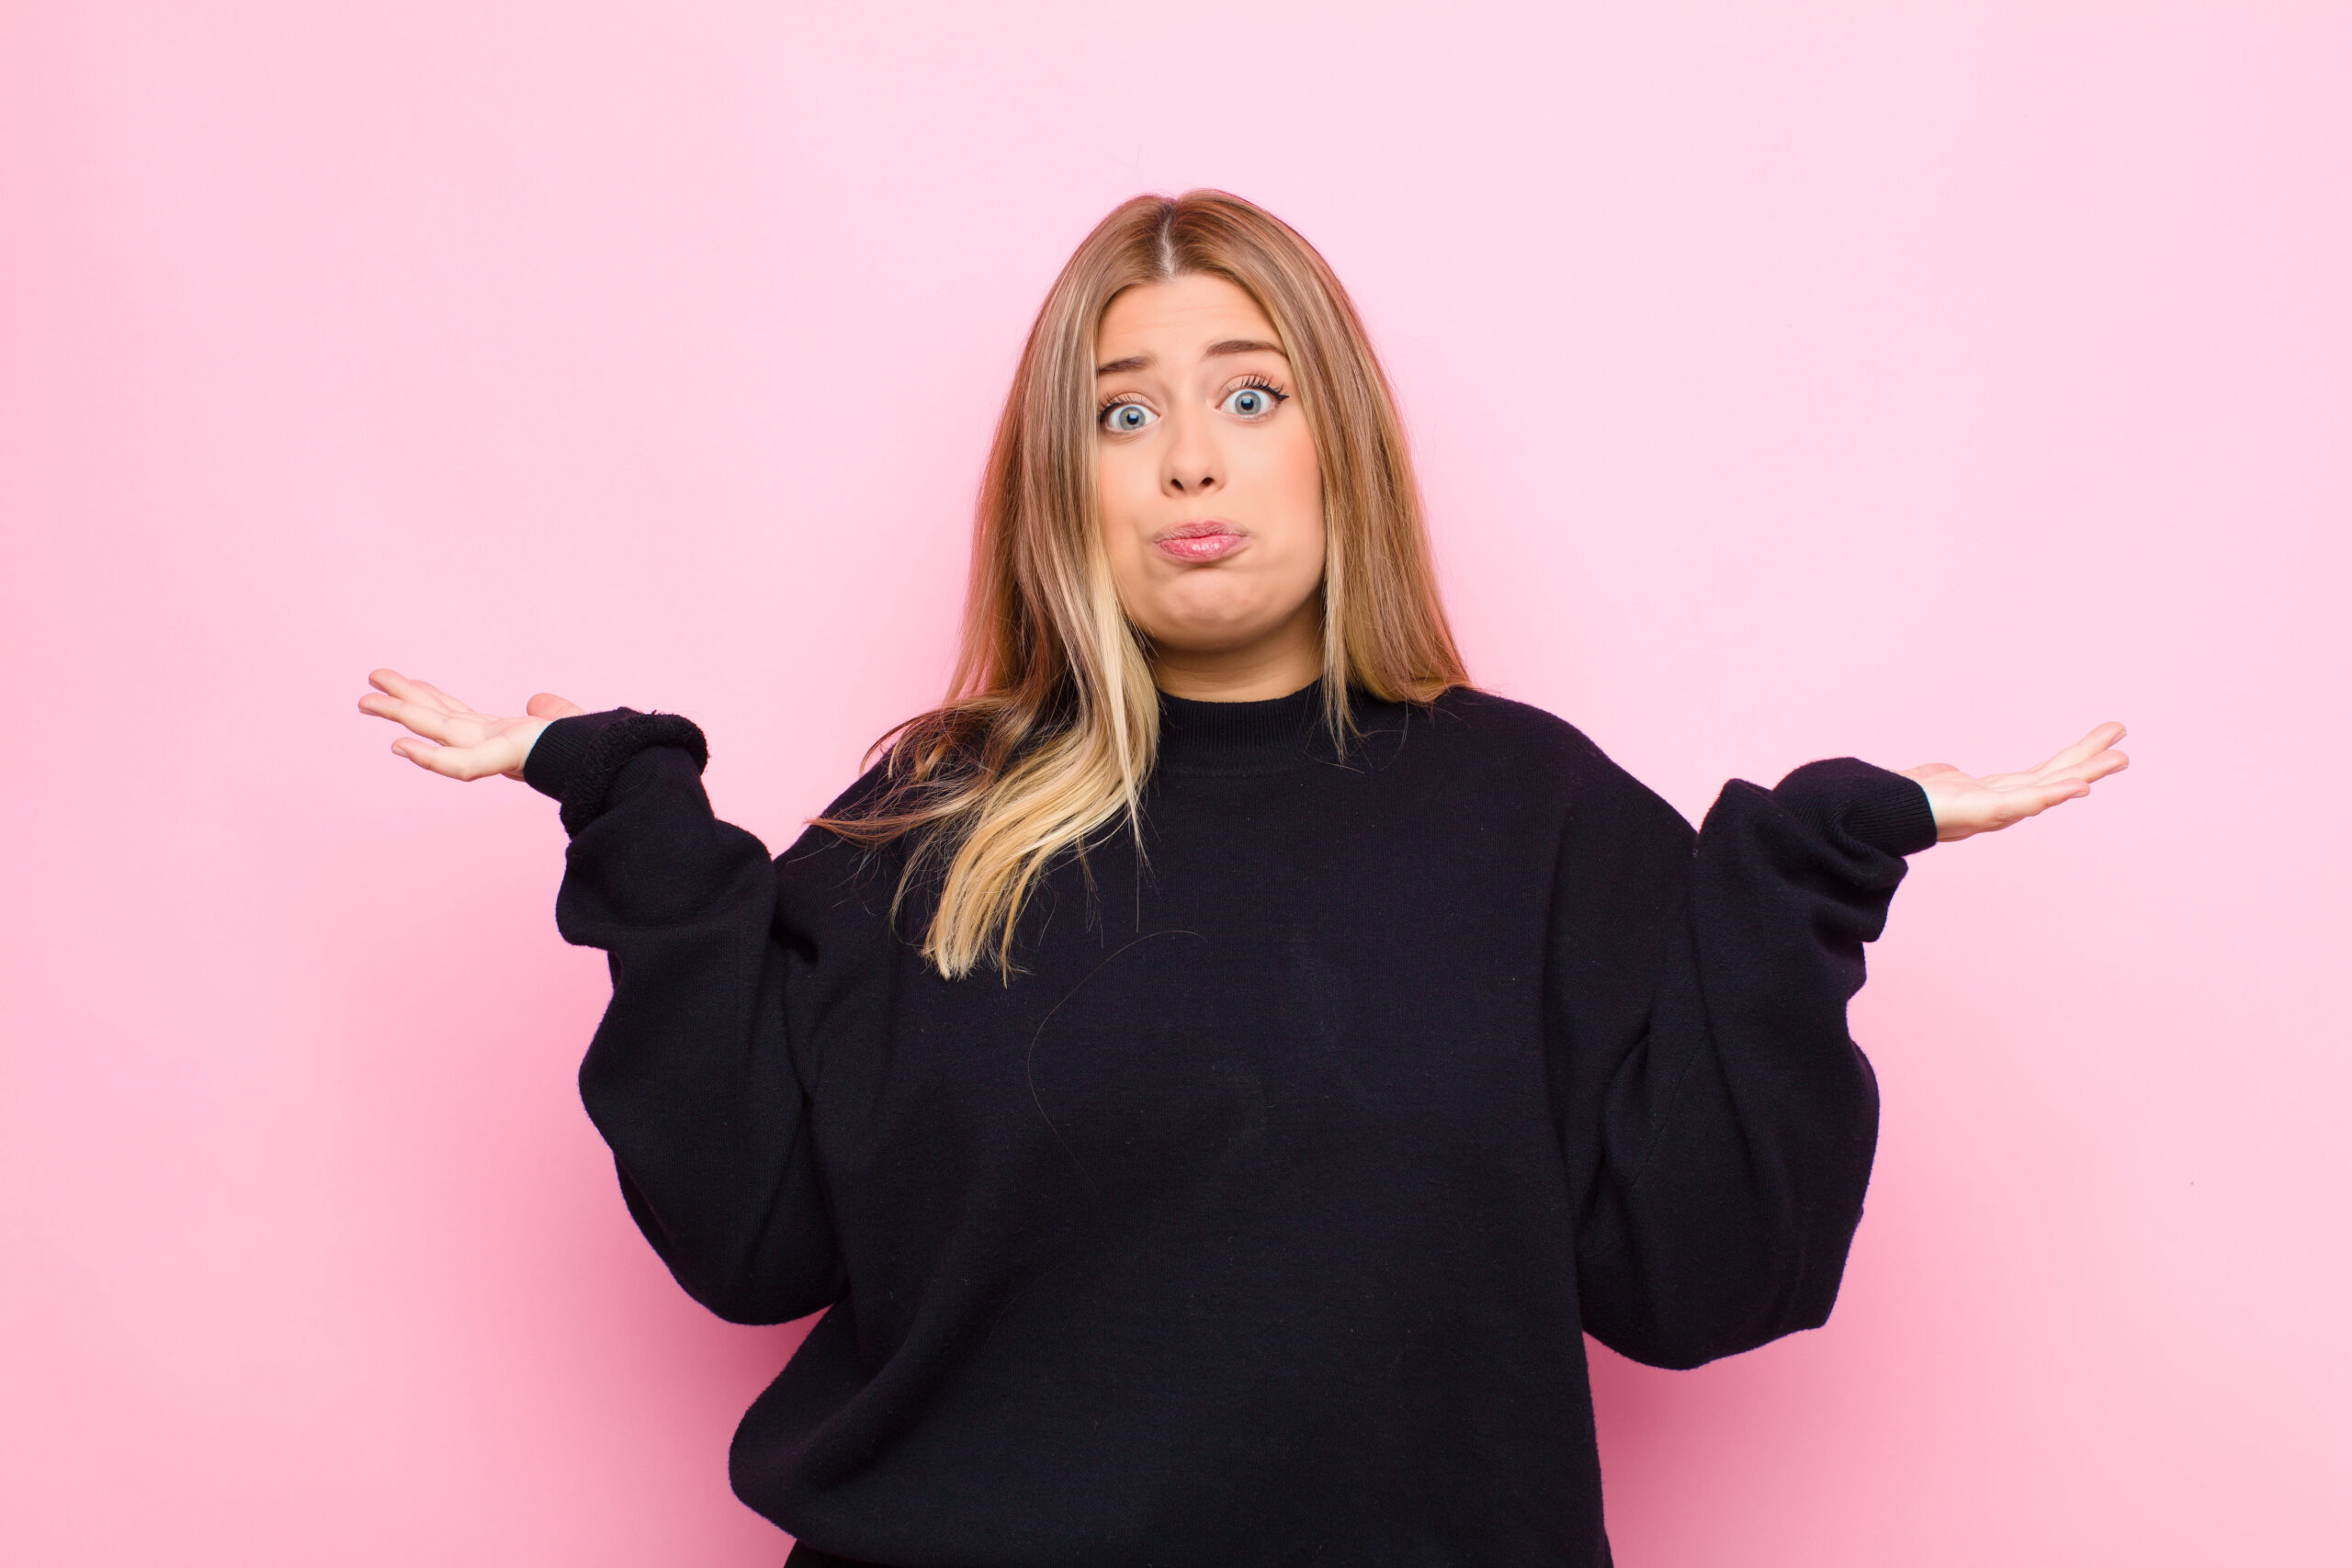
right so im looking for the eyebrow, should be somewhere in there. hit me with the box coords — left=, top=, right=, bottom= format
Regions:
left=1094, top=339, right=1289, bottom=376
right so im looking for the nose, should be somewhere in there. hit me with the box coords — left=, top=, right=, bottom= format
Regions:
left=1160, top=409, right=1222, bottom=498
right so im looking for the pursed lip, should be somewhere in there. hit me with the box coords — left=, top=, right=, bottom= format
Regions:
left=1152, top=519, right=1250, bottom=563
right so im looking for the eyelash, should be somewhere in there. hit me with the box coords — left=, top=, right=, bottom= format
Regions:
left=1095, top=376, right=1291, bottom=427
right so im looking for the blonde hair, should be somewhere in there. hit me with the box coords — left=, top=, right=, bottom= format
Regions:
left=820, top=190, right=1465, bottom=978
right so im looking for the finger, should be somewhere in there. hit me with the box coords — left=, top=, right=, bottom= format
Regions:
left=391, top=737, right=503, bottom=782
left=361, top=693, right=465, bottom=745
left=364, top=677, right=465, bottom=724
left=368, top=668, right=467, bottom=716
left=2033, top=722, right=2127, bottom=778
left=1995, top=778, right=2093, bottom=826
left=406, top=677, right=479, bottom=716
left=526, top=692, right=587, bottom=721
left=1987, top=748, right=2128, bottom=795
left=2045, top=749, right=2130, bottom=786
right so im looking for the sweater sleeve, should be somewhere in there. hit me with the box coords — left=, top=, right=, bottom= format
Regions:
left=1556, top=751, right=1937, bottom=1370
left=526, top=709, right=843, bottom=1325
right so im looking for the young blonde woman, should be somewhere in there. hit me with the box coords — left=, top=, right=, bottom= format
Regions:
left=359, top=191, right=2125, bottom=1567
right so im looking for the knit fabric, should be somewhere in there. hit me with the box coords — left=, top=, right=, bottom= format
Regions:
left=525, top=682, right=1936, bottom=1567
left=522, top=706, right=708, bottom=835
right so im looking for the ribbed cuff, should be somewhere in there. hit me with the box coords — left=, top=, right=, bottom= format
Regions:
left=1770, top=758, right=1939, bottom=858
left=523, top=707, right=709, bottom=834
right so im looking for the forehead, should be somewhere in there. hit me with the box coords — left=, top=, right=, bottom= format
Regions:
left=1097, top=274, right=1279, bottom=358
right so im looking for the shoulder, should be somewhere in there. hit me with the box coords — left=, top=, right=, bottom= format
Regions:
left=1404, top=687, right=1625, bottom=785
left=809, top=752, right=902, bottom=826
left=1419, top=686, right=1596, bottom=754
left=1404, top=688, right=1692, bottom=841
left=764, top=756, right=910, bottom=923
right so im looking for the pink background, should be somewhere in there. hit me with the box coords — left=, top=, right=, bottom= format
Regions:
left=4, top=3, right=2346, bottom=1562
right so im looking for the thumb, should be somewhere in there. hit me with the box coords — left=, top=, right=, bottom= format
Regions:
left=526, top=692, right=588, bottom=721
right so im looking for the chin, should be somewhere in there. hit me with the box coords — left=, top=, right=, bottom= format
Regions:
left=1142, top=590, right=1272, bottom=642
left=1148, top=623, right=1283, bottom=659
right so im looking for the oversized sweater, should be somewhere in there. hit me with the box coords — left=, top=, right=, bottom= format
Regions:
left=523, top=681, right=1938, bottom=1567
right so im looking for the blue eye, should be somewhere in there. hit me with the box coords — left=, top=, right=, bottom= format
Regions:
left=1220, top=382, right=1286, bottom=418
left=1101, top=400, right=1157, bottom=434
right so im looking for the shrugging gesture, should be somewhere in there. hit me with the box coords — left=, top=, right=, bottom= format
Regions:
left=345, top=187, right=2140, bottom=1568
left=359, top=665, right=2130, bottom=847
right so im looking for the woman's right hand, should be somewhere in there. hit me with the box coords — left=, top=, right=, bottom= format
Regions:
left=359, top=668, right=587, bottom=782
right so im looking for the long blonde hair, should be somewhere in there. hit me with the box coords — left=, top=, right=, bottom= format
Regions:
left=820, top=190, right=1465, bottom=978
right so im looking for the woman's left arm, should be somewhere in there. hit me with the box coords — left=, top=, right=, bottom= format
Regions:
left=1566, top=725, right=2126, bottom=1371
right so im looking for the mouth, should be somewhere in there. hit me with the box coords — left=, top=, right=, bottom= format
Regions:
left=1152, top=519, right=1250, bottom=564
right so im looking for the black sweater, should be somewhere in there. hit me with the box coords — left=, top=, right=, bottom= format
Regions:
left=524, top=682, right=1937, bottom=1567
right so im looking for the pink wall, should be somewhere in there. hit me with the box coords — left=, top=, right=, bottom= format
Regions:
left=4, top=3, right=2346, bottom=1562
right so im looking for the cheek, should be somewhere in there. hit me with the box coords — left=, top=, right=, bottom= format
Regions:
left=1269, top=422, right=1325, bottom=550
left=1093, top=443, right=1143, bottom=530
left=1094, top=446, right=1160, bottom=587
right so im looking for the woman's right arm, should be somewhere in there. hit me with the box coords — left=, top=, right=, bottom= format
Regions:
left=359, top=671, right=843, bottom=1325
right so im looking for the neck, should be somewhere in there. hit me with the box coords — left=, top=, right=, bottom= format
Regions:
left=1150, top=599, right=1322, bottom=703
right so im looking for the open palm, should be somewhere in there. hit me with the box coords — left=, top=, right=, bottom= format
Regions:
left=358, top=668, right=585, bottom=782
left=1901, top=722, right=2128, bottom=842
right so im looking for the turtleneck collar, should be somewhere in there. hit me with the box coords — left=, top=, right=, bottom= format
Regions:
left=1154, top=680, right=1339, bottom=776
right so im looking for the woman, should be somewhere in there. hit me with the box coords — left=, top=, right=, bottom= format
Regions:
left=359, top=191, right=2124, bottom=1566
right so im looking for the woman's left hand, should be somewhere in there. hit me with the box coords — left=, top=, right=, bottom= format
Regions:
left=1901, top=722, right=2129, bottom=843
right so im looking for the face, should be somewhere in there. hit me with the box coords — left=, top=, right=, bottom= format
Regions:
left=1092, top=273, right=1326, bottom=697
